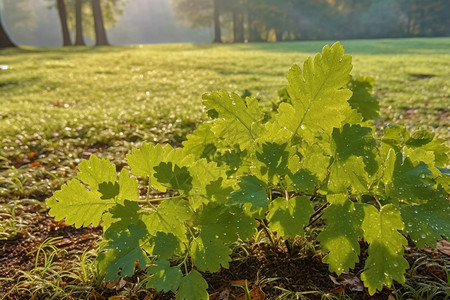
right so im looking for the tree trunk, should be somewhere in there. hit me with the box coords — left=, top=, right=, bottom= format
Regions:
left=232, top=8, right=244, bottom=43
left=75, top=0, right=86, bottom=45
left=247, top=10, right=259, bottom=42
left=92, top=0, right=110, bottom=46
left=57, top=0, right=72, bottom=46
left=213, top=0, right=222, bottom=43
left=0, top=11, right=16, bottom=48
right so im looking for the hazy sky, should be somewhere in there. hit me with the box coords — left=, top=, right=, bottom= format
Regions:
left=2, top=0, right=211, bottom=47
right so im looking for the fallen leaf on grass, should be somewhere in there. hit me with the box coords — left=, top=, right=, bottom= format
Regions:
left=89, top=289, right=106, bottom=300
left=437, top=239, right=450, bottom=256
left=231, top=279, right=248, bottom=286
left=27, top=152, right=36, bottom=159
left=29, top=161, right=41, bottom=168
left=236, top=286, right=266, bottom=300
left=209, top=288, right=230, bottom=300
left=329, top=272, right=364, bottom=292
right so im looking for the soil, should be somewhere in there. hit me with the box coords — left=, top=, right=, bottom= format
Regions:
left=0, top=201, right=448, bottom=299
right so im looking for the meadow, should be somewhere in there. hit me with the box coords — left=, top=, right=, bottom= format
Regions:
left=0, top=38, right=449, bottom=299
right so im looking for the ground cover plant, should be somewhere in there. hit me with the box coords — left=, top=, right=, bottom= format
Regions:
left=0, top=38, right=449, bottom=299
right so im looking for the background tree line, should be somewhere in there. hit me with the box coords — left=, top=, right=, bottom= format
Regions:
left=1, top=0, right=450, bottom=48
left=172, top=0, right=450, bottom=43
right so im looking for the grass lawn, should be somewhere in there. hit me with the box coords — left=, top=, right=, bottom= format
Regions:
left=0, top=38, right=449, bottom=299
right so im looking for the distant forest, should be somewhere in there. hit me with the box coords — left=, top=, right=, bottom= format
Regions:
left=1, top=0, right=449, bottom=48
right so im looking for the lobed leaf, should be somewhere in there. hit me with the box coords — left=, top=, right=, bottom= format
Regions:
left=176, top=270, right=209, bottom=300
left=360, top=204, right=409, bottom=295
left=146, top=260, right=182, bottom=293
left=275, top=42, right=353, bottom=142
left=401, top=194, right=450, bottom=248
left=47, top=179, right=114, bottom=228
left=267, top=196, right=314, bottom=239
left=317, top=195, right=363, bottom=275
left=202, top=91, right=265, bottom=149
left=77, top=155, right=116, bottom=190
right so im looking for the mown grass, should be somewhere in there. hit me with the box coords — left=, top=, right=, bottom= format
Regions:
left=0, top=37, right=449, bottom=298
left=1, top=37, right=449, bottom=201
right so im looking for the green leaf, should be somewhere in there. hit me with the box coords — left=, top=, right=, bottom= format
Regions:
left=98, top=224, right=148, bottom=281
left=144, top=198, right=193, bottom=246
left=150, top=232, right=181, bottom=260
left=401, top=194, right=450, bottom=248
left=255, top=142, right=289, bottom=181
left=191, top=232, right=232, bottom=272
left=228, top=175, right=269, bottom=218
left=405, top=130, right=449, bottom=167
left=154, top=162, right=193, bottom=195
left=347, top=76, right=379, bottom=121
left=126, top=143, right=174, bottom=192
left=202, top=91, right=265, bottom=149
left=267, top=196, right=314, bottom=239
left=360, top=204, right=409, bottom=295
left=98, top=182, right=120, bottom=200
left=77, top=155, right=116, bottom=190
left=176, top=270, right=208, bottom=300
left=47, top=179, right=114, bottom=228
left=276, top=42, right=352, bottom=142
left=102, top=200, right=142, bottom=233
left=317, top=196, right=363, bottom=275
left=117, top=168, right=139, bottom=203
left=146, top=260, right=182, bottom=292
left=187, top=159, right=229, bottom=209
left=328, top=124, right=378, bottom=193
left=385, top=153, right=438, bottom=205
left=182, top=122, right=217, bottom=158
left=195, top=203, right=256, bottom=243
left=290, top=169, right=320, bottom=194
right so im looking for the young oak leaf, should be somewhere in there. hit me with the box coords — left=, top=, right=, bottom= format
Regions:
left=146, top=260, right=182, bottom=293
left=77, top=155, right=116, bottom=190
left=144, top=198, right=193, bottom=246
left=195, top=203, right=256, bottom=244
left=182, top=122, right=217, bottom=158
left=117, top=168, right=139, bottom=203
left=98, top=224, right=149, bottom=282
left=347, top=76, right=379, bottom=121
left=385, top=153, right=439, bottom=206
left=228, top=175, right=269, bottom=218
left=176, top=270, right=209, bottom=300
left=126, top=143, right=174, bottom=192
left=360, top=204, right=409, bottom=295
left=401, top=194, right=450, bottom=248
left=275, top=42, right=353, bottom=142
left=191, top=232, right=232, bottom=272
left=255, top=142, right=290, bottom=181
left=317, top=196, right=364, bottom=275
left=328, top=124, right=378, bottom=193
left=153, top=162, right=193, bottom=195
left=202, top=91, right=265, bottom=150
left=47, top=179, right=114, bottom=228
left=267, top=196, right=314, bottom=239
left=149, top=232, right=181, bottom=260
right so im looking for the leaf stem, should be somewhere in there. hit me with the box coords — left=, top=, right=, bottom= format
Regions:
left=145, top=176, right=158, bottom=210
left=256, top=218, right=276, bottom=247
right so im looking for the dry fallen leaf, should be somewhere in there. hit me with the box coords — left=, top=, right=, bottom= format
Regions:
left=210, top=288, right=230, bottom=300
left=89, top=289, right=106, bottom=300
left=437, top=239, right=450, bottom=256
left=236, top=286, right=266, bottom=300
left=329, top=272, right=364, bottom=292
